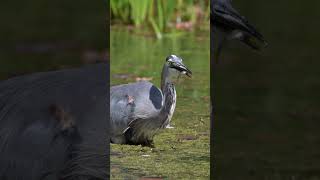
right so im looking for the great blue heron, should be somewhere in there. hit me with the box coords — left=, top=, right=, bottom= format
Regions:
left=209, top=0, right=268, bottom=116
left=209, top=1, right=268, bottom=168
left=211, top=0, right=268, bottom=58
left=0, top=64, right=109, bottom=180
left=110, top=55, right=192, bottom=146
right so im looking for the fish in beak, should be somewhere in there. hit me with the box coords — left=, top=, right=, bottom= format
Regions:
left=166, top=54, right=192, bottom=78
left=175, top=63, right=192, bottom=78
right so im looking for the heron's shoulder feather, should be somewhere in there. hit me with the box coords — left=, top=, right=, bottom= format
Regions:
left=111, top=81, right=162, bottom=103
left=111, top=81, right=154, bottom=91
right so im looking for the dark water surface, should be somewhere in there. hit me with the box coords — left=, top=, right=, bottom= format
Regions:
left=214, top=0, right=320, bottom=179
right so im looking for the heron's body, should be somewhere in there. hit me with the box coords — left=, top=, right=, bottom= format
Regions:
left=111, top=81, right=176, bottom=145
left=110, top=55, right=191, bottom=146
left=0, top=64, right=109, bottom=180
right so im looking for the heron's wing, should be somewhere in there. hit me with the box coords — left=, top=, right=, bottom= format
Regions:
left=123, top=117, right=159, bottom=145
left=110, top=81, right=163, bottom=145
left=110, top=81, right=163, bottom=127
left=110, top=95, right=135, bottom=133
left=211, top=0, right=267, bottom=50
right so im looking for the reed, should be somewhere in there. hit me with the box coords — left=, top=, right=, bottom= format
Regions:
left=110, top=0, right=209, bottom=38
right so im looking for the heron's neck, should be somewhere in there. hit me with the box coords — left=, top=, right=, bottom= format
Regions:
left=159, top=81, right=176, bottom=127
left=158, top=65, right=177, bottom=128
left=160, top=65, right=176, bottom=91
left=160, top=64, right=177, bottom=118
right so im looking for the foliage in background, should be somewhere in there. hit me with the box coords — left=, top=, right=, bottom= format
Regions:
left=110, top=0, right=209, bottom=38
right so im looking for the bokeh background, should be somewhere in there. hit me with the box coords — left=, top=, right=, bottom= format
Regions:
left=213, top=0, right=320, bottom=179
left=0, top=0, right=108, bottom=79
left=110, top=0, right=210, bottom=179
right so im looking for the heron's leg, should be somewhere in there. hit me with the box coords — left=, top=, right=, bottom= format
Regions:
left=111, top=135, right=127, bottom=144
left=165, top=124, right=174, bottom=129
left=214, top=34, right=228, bottom=63
left=141, top=139, right=155, bottom=148
left=125, top=136, right=155, bottom=147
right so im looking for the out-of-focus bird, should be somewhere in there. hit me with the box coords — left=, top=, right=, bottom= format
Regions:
left=0, top=64, right=109, bottom=180
left=211, top=0, right=268, bottom=58
left=209, top=0, right=268, bottom=150
left=110, top=55, right=192, bottom=146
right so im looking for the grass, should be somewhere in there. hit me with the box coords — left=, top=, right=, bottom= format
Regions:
left=111, top=109, right=210, bottom=179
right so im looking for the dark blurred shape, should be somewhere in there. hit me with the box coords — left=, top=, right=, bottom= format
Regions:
left=213, top=0, right=320, bottom=179
left=0, top=64, right=109, bottom=179
left=211, top=0, right=267, bottom=59
left=0, top=0, right=109, bottom=79
left=0, top=0, right=109, bottom=179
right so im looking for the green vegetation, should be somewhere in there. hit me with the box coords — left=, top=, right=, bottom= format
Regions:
left=111, top=0, right=209, bottom=38
left=110, top=28, right=210, bottom=179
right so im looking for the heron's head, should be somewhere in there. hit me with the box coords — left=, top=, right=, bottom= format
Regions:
left=162, top=55, right=192, bottom=84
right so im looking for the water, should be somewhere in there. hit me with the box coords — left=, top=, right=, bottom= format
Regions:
left=213, top=1, right=320, bottom=179
left=110, top=27, right=210, bottom=179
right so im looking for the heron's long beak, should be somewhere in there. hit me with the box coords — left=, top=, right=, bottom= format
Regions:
left=172, top=63, right=192, bottom=78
